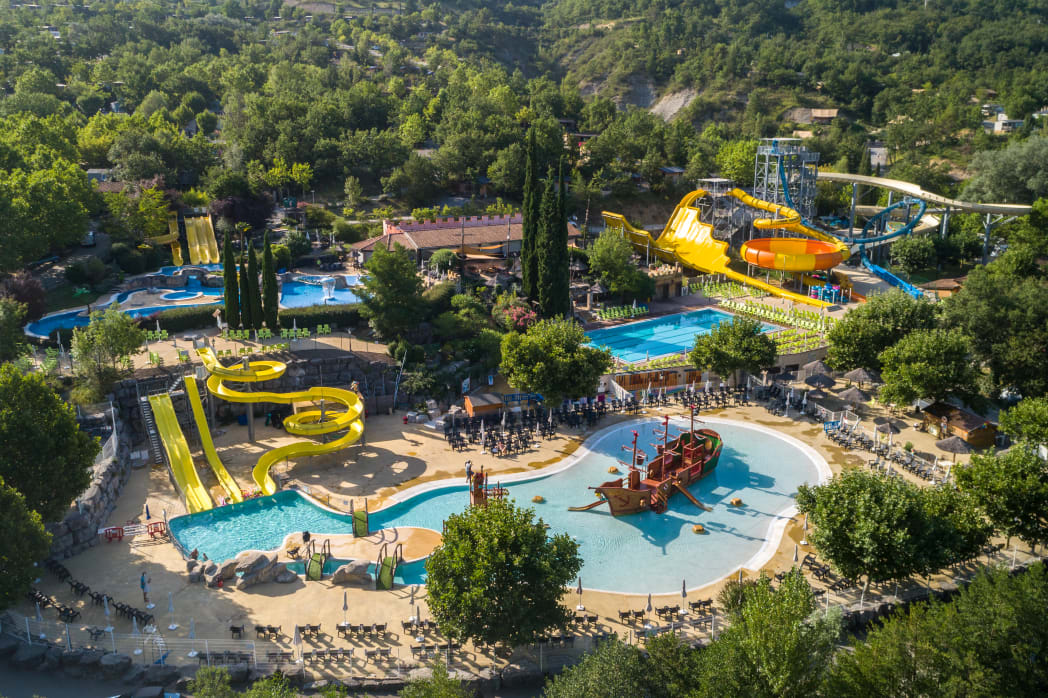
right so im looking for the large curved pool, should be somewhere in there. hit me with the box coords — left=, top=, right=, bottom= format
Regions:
left=169, top=418, right=828, bottom=593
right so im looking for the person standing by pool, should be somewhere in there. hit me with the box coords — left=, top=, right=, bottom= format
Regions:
left=140, top=570, right=150, bottom=605
left=465, top=460, right=473, bottom=483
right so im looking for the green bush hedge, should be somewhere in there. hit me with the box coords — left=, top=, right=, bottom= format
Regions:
left=278, top=303, right=363, bottom=330
left=423, top=280, right=456, bottom=314
left=153, top=304, right=222, bottom=332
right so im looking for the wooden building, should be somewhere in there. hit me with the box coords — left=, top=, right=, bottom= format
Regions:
left=921, top=402, right=997, bottom=449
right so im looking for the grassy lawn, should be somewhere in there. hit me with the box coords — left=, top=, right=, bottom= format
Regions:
left=896, top=263, right=972, bottom=285
left=45, top=283, right=103, bottom=314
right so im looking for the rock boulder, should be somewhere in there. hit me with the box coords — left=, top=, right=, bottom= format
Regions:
left=99, top=652, right=132, bottom=679
left=331, top=560, right=372, bottom=587
left=11, top=643, right=47, bottom=670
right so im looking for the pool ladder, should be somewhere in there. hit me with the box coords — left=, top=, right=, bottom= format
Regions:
left=375, top=543, right=403, bottom=590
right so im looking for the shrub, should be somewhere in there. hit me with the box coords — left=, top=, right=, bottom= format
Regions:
left=333, top=219, right=375, bottom=244
left=278, top=303, right=363, bottom=330
left=153, top=305, right=221, bottom=333
left=423, top=281, right=457, bottom=314
left=113, top=244, right=146, bottom=275
left=271, top=244, right=292, bottom=271
left=284, top=230, right=312, bottom=260
left=65, top=257, right=109, bottom=285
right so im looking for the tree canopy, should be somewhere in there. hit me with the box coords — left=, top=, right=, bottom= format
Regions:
left=955, top=446, right=1048, bottom=548
left=878, top=328, right=979, bottom=406
left=826, top=290, right=938, bottom=372
left=70, top=304, right=146, bottom=402
left=0, top=364, right=99, bottom=522
left=689, top=316, right=777, bottom=385
left=0, top=476, right=52, bottom=609
left=425, top=497, right=582, bottom=647
left=999, top=397, right=1048, bottom=446
left=499, top=318, right=612, bottom=403
left=587, top=230, right=655, bottom=302
left=357, top=243, right=426, bottom=341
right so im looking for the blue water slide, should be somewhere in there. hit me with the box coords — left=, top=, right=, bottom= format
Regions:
left=851, top=198, right=929, bottom=300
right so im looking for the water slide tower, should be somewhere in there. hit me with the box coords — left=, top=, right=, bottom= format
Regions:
left=753, top=138, right=819, bottom=221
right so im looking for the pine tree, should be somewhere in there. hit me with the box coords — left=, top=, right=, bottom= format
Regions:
left=858, top=146, right=872, bottom=176
left=261, top=231, right=279, bottom=329
left=246, top=246, right=263, bottom=331
left=238, top=253, right=253, bottom=330
left=521, top=128, right=540, bottom=300
left=222, top=234, right=240, bottom=329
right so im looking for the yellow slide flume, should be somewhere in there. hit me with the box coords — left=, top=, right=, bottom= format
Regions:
left=149, top=394, right=212, bottom=513
left=603, top=189, right=835, bottom=308
left=184, top=376, right=243, bottom=505
left=197, top=348, right=365, bottom=495
left=185, top=217, right=220, bottom=264
left=147, top=218, right=184, bottom=266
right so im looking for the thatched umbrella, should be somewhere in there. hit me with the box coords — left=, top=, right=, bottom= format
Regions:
left=936, top=435, right=972, bottom=462
left=774, top=371, right=796, bottom=383
left=802, top=359, right=831, bottom=376
left=876, top=421, right=901, bottom=448
left=844, top=367, right=881, bottom=386
left=805, top=388, right=827, bottom=401
left=838, top=387, right=869, bottom=405
left=805, top=373, right=835, bottom=389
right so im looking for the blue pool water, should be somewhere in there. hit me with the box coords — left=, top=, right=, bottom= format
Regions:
left=585, top=308, right=777, bottom=363
left=158, top=264, right=223, bottom=275
left=280, top=280, right=361, bottom=308
left=169, top=419, right=823, bottom=593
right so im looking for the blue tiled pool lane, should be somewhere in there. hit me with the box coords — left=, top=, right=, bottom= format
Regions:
left=585, top=308, right=777, bottom=363
left=169, top=418, right=828, bottom=593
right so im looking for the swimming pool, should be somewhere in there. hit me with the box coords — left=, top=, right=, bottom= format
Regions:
left=169, top=418, right=828, bottom=593
left=585, top=308, right=777, bottom=363
left=280, top=280, right=361, bottom=308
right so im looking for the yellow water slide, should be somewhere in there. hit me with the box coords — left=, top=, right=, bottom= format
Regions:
left=201, top=217, right=220, bottom=261
left=184, top=376, right=243, bottom=505
left=197, top=347, right=365, bottom=495
left=149, top=394, right=213, bottom=513
left=147, top=217, right=184, bottom=266
left=603, top=190, right=836, bottom=308
left=185, top=218, right=209, bottom=265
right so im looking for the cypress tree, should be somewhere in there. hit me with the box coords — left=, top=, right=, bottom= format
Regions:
left=551, top=158, right=571, bottom=317
left=238, top=253, right=253, bottom=330
left=246, top=246, right=263, bottom=331
left=261, top=231, right=279, bottom=329
left=521, top=128, right=540, bottom=300
left=858, top=146, right=872, bottom=176
left=537, top=166, right=560, bottom=317
left=222, top=234, right=240, bottom=329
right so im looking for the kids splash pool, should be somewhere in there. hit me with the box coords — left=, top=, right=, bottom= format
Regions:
left=585, top=308, right=777, bottom=363
left=169, top=418, right=829, bottom=593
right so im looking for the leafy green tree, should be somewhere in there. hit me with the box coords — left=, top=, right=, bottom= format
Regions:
left=999, top=397, right=1048, bottom=446
left=965, top=134, right=1048, bottom=204
left=940, top=254, right=1048, bottom=397
left=537, top=166, right=569, bottom=317
left=587, top=230, right=655, bottom=302
left=796, top=470, right=989, bottom=598
left=70, top=305, right=146, bottom=401
left=1, top=271, right=47, bottom=321
left=283, top=230, right=311, bottom=261
left=689, top=316, right=777, bottom=386
left=544, top=638, right=648, bottom=698
left=955, top=446, right=1048, bottom=548
left=878, top=328, right=978, bottom=405
left=0, top=365, right=99, bottom=521
left=261, top=232, right=278, bottom=329
left=195, top=110, right=218, bottom=135
left=521, top=128, right=540, bottom=300
left=0, top=297, right=27, bottom=362
left=242, top=674, right=296, bottom=698
left=187, top=667, right=236, bottom=698
left=426, top=498, right=582, bottom=647
left=890, top=235, right=937, bottom=276
left=357, top=243, right=425, bottom=340
left=692, top=570, right=841, bottom=698
left=222, top=235, right=240, bottom=329
left=238, top=254, right=254, bottom=330
left=823, top=564, right=1048, bottom=697
left=0, top=476, right=52, bottom=609
left=343, top=175, right=365, bottom=208
left=500, top=318, right=612, bottom=403
left=716, top=139, right=759, bottom=186
left=400, top=663, right=470, bottom=698
left=428, top=249, right=457, bottom=274
left=826, top=290, right=937, bottom=371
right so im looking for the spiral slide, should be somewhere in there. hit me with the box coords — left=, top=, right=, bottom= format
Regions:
left=196, top=347, right=365, bottom=496
left=147, top=217, right=184, bottom=266
left=149, top=394, right=213, bottom=513
left=603, top=189, right=838, bottom=308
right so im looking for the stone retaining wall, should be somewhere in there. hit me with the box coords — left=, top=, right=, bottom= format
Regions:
left=46, top=410, right=133, bottom=560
